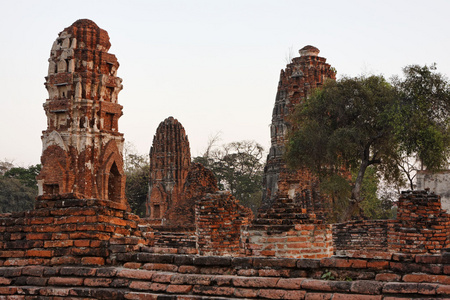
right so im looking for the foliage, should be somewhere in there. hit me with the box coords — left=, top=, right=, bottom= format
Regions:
left=286, top=75, right=400, bottom=221
left=286, top=65, right=450, bottom=221
left=123, top=144, right=149, bottom=217
left=193, top=140, right=265, bottom=213
left=0, top=162, right=41, bottom=213
left=359, top=166, right=395, bottom=220
left=392, top=64, right=450, bottom=170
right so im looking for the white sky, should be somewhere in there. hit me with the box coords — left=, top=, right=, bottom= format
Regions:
left=1, top=0, right=450, bottom=166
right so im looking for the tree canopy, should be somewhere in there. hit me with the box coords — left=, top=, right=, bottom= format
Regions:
left=0, top=162, right=41, bottom=213
left=286, top=65, right=450, bottom=221
left=193, top=140, right=264, bottom=213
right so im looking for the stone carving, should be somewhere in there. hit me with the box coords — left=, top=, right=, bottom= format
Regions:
left=37, top=19, right=126, bottom=205
left=260, top=45, right=336, bottom=220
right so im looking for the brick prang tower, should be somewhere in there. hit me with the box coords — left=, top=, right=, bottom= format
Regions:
left=260, top=45, right=336, bottom=219
left=146, top=117, right=191, bottom=221
left=37, top=19, right=126, bottom=205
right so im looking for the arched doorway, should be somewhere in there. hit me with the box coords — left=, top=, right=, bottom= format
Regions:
left=108, top=162, right=122, bottom=201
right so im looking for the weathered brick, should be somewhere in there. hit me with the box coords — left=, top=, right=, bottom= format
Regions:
left=351, top=280, right=383, bottom=295
left=171, top=274, right=212, bottom=285
left=232, top=276, right=279, bottom=288
left=304, top=292, right=333, bottom=300
left=382, top=282, right=418, bottom=294
left=84, top=278, right=113, bottom=287
left=277, top=278, right=304, bottom=289
left=332, top=294, right=382, bottom=300
left=166, top=284, right=193, bottom=294
left=48, top=277, right=84, bottom=286
left=117, top=269, right=154, bottom=280
left=193, top=285, right=235, bottom=296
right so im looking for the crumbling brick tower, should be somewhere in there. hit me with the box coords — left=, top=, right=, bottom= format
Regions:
left=260, top=45, right=336, bottom=219
left=36, top=19, right=126, bottom=205
left=146, top=117, right=191, bottom=221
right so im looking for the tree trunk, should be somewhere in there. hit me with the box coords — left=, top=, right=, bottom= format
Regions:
left=342, top=148, right=370, bottom=221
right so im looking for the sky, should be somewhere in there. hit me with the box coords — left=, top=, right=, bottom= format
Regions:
left=1, top=0, right=450, bottom=166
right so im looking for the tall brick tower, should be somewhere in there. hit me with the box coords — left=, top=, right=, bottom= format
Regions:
left=146, top=117, right=191, bottom=220
left=37, top=19, right=126, bottom=205
left=259, top=46, right=336, bottom=219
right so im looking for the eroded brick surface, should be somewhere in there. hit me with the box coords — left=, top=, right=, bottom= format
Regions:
left=37, top=19, right=126, bottom=206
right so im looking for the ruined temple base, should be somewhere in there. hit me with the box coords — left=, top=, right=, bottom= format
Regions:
left=242, top=224, right=333, bottom=259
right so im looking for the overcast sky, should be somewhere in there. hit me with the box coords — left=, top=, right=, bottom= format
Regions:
left=1, top=0, right=450, bottom=166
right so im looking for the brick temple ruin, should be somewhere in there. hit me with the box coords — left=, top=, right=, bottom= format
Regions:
left=0, top=19, right=449, bottom=299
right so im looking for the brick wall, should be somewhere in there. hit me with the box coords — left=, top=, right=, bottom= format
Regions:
left=1, top=250, right=450, bottom=299
left=195, top=192, right=253, bottom=256
left=243, top=224, right=334, bottom=258
left=333, top=220, right=391, bottom=253
left=334, top=190, right=450, bottom=254
left=0, top=199, right=145, bottom=268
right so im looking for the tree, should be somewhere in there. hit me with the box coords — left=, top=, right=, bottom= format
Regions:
left=193, top=140, right=265, bottom=213
left=286, top=75, right=401, bottom=221
left=0, top=162, right=41, bottom=213
left=123, top=143, right=149, bottom=217
left=392, top=64, right=450, bottom=171
left=287, top=67, right=450, bottom=221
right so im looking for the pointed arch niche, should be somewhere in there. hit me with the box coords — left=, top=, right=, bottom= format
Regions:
left=98, top=140, right=126, bottom=205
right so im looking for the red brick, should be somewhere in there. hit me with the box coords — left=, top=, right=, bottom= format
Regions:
left=81, top=257, right=104, bottom=266
left=193, top=285, right=235, bottom=296
left=26, top=249, right=52, bottom=257
left=367, top=260, right=389, bottom=270
left=171, top=274, right=212, bottom=285
left=0, top=250, right=25, bottom=258
left=123, top=262, right=142, bottom=269
left=152, top=273, right=173, bottom=283
left=277, top=278, right=304, bottom=289
left=332, top=294, right=382, bottom=300
left=166, top=284, right=193, bottom=293
left=259, top=269, right=290, bottom=277
left=437, top=284, right=450, bottom=295
left=48, top=277, right=84, bottom=286
left=0, top=287, right=18, bottom=294
left=258, top=289, right=306, bottom=299
left=0, top=277, right=12, bottom=285
left=44, top=240, right=73, bottom=248
left=402, top=273, right=436, bottom=283
left=73, top=240, right=90, bottom=247
left=234, top=288, right=258, bottom=298
left=382, top=282, right=418, bottom=294
left=84, top=278, right=112, bottom=287
left=50, top=256, right=79, bottom=265
left=117, top=269, right=154, bottom=280
left=129, top=281, right=154, bottom=290
left=142, top=263, right=178, bottom=272
left=375, top=273, right=401, bottom=282
left=124, top=292, right=158, bottom=300
left=232, top=276, right=279, bottom=288
left=305, top=293, right=333, bottom=300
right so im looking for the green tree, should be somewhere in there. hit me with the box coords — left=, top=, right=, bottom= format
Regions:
left=193, top=140, right=264, bottom=213
left=287, top=68, right=450, bottom=221
left=124, top=152, right=149, bottom=217
left=286, top=75, right=401, bottom=221
left=123, top=143, right=149, bottom=217
left=0, top=163, right=41, bottom=213
left=392, top=64, right=450, bottom=170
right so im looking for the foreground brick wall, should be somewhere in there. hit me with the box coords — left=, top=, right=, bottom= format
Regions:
left=0, top=199, right=145, bottom=267
left=1, top=251, right=450, bottom=299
